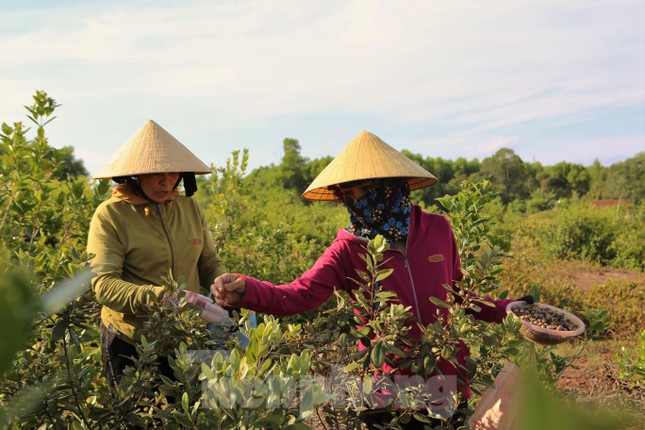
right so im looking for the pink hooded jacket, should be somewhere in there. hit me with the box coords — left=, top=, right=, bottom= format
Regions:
left=238, top=204, right=514, bottom=400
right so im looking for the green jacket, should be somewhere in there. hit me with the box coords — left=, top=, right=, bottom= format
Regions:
left=87, top=183, right=226, bottom=341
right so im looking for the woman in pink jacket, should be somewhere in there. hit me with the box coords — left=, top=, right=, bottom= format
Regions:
left=212, top=130, right=528, bottom=429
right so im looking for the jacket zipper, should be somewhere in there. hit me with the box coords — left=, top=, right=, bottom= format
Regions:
left=403, top=253, right=422, bottom=321
left=393, top=244, right=423, bottom=323
left=156, top=204, right=175, bottom=274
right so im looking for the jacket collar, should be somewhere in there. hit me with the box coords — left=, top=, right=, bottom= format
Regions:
left=112, top=182, right=179, bottom=205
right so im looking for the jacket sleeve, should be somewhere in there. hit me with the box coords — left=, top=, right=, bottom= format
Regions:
left=237, top=243, right=347, bottom=317
left=469, top=295, right=515, bottom=323
left=87, top=206, right=165, bottom=314
left=194, top=201, right=226, bottom=294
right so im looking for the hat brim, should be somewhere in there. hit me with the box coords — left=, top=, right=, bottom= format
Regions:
left=302, top=130, right=437, bottom=201
left=93, top=120, right=211, bottom=179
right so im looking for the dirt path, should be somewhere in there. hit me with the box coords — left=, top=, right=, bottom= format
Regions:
left=567, top=268, right=645, bottom=291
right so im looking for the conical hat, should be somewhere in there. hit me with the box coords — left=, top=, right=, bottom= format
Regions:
left=302, top=130, right=437, bottom=201
left=93, top=120, right=211, bottom=179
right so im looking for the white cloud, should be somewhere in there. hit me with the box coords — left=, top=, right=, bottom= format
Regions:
left=463, top=136, right=526, bottom=159
left=523, top=135, right=645, bottom=166
left=1, top=0, right=643, bottom=173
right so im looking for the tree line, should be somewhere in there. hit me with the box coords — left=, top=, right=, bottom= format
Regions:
left=3, top=91, right=643, bottom=208
left=249, top=138, right=644, bottom=207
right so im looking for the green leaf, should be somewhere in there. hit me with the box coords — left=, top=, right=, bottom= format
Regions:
left=375, top=290, right=398, bottom=301
left=482, top=334, right=498, bottom=347
left=383, top=342, right=406, bottom=358
left=182, top=392, right=190, bottom=413
left=171, top=410, right=193, bottom=428
left=429, top=296, right=451, bottom=308
left=371, top=342, right=385, bottom=367
left=412, top=412, right=434, bottom=424
left=355, top=327, right=372, bottom=338
left=375, top=268, right=394, bottom=282
left=441, top=345, right=452, bottom=360
left=354, top=269, right=370, bottom=282
left=69, top=421, right=84, bottom=430
left=343, top=361, right=361, bottom=373
left=505, top=347, right=520, bottom=357
left=423, top=354, right=436, bottom=373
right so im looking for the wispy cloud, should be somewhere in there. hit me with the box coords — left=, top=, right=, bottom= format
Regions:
left=1, top=0, right=643, bottom=174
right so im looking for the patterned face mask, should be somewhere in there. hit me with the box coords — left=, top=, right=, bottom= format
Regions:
left=343, top=179, right=412, bottom=245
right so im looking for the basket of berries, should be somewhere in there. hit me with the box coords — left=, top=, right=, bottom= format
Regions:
left=506, top=301, right=585, bottom=345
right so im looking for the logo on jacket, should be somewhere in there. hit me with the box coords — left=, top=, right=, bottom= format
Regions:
left=428, top=254, right=444, bottom=263
left=190, top=238, right=202, bottom=245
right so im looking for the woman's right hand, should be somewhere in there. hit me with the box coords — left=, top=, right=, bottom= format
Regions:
left=211, top=273, right=247, bottom=307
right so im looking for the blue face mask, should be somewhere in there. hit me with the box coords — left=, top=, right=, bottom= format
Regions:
left=344, top=179, right=412, bottom=245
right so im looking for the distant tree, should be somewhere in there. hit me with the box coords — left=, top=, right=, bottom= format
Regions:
left=542, top=161, right=591, bottom=198
left=245, top=164, right=282, bottom=191
left=453, top=156, right=481, bottom=178
left=480, top=148, right=531, bottom=203
left=402, top=151, right=459, bottom=206
left=586, top=159, right=608, bottom=200
left=0, top=90, right=88, bottom=180
left=279, top=138, right=308, bottom=192
left=59, top=146, right=89, bottom=179
left=304, top=155, right=333, bottom=187
left=245, top=138, right=310, bottom=196
left=605, top=152, right=645, bottom=203
left=524, top=161, right=543, bottom=192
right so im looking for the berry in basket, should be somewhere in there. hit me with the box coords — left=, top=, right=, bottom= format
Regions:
left=511, top=304, right=577, bottom=331
left=506, top=301, right=585, bottom=345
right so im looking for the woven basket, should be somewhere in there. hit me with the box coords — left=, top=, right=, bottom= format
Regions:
left=506, top=302, right=585, bottom=346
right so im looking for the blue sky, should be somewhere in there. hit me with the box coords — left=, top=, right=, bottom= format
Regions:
left=1, top=0, right=644, bottom=176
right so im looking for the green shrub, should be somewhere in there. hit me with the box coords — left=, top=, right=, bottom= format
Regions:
left=516, top=201, right=643, bottom=270
left=499, top=247, right=586, bottom=313
left=197, top=149, right=344, bottom=287
left=582, top=308, right=613, bottom=340
left=547, top=206, right=618, bottom=264
left=585, top=279, right=644, bottom=337
left=614, top=330, right=645, bottom=385
left=610, top=204, right=645, bottom=271
left=525, top=189, right=558, bottom=213
left=483, top=197, right=525, bottom=240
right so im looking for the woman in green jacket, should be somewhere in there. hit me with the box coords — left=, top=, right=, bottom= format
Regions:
left=87, top=119, right=229, bottom=387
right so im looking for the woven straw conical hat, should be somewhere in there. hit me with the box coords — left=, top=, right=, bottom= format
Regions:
left=302, top=130, right=437, bottom=201
left=94, top=120, right=211, bottom=179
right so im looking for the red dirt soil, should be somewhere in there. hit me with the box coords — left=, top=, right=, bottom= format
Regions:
left=568, top=268, right=644, bottom=291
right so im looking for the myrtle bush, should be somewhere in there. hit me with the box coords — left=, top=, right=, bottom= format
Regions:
left=515, top=201, right=644, bottom=270
left=586, top=279, right=644, bottom=337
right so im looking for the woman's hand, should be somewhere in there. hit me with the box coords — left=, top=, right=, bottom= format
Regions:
left=211, top=273, right=247, bottom=307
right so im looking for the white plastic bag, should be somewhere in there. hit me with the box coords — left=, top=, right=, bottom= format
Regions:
left=468, top=361, right=523, bottom=430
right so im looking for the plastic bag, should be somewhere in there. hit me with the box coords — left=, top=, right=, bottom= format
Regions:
left=469, top=361, right=523, bottom=430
